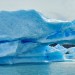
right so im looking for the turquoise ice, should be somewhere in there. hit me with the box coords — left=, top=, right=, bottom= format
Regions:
left=0, top=10, right=75, bottom=64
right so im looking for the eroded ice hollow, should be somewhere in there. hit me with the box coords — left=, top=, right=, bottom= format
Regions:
left=0, top=10, right=75, bottom=64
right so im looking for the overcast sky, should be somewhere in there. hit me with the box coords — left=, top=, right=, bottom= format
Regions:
left=0, top=0, right=75, bottom=20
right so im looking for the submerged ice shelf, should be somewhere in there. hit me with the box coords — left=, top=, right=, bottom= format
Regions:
left=0, top=10, right=75, bottom=64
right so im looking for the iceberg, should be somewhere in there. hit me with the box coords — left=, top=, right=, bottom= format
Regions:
left=0, top=10, right=75, bottom=64
left=55, top=44, right=68, bottom=54
left=65, top=47, right=75, bottom=59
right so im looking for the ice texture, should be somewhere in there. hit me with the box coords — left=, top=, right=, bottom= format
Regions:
left=0, top=10, right=75, bottom=64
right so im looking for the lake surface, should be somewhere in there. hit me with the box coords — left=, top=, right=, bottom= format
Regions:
left=0, top=62, right=75, bottom=75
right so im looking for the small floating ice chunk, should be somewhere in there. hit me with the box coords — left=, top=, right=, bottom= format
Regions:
left=66, top=47, right=75, bottom=59
left=45, top=46, right=65, bottom=61
left=46, top=50, right=65, bottom=61
left=55, top=44, right=68, bottom=54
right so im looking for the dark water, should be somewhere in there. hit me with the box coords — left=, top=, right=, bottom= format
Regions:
left=0, top=62, right=75, bottom=75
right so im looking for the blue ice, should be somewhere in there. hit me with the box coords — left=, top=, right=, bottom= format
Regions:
left=0, top=10, right=75, bottom=64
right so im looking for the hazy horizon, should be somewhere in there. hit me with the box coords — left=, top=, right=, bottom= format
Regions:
left=0, top=0, right=75, bottom=20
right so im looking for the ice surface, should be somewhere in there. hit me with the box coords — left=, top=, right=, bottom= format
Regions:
left=65, top=47, right=75, bottom=59
left=55, top=44, right=68, bottom=54
left=0, top=10, right=75, bottom=64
